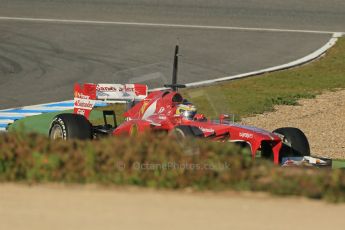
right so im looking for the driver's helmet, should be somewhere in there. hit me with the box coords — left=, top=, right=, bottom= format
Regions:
left=176, top=102, right=197, bottom=120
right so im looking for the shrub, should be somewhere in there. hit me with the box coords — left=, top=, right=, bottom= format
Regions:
left=0, top=132, right=345, bottom=202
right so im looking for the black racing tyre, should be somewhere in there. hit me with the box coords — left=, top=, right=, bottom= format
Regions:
left=273, top=127, right=310, bottom=160
left=49, top=113, right=93, bottom=140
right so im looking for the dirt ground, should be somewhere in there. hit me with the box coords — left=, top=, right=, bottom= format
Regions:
left=241, top=90, right=345, bottom=159
left=1, top=184, right=345, bottom=230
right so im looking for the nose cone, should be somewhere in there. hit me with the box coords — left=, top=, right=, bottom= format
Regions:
left=230, top=124, right=281, bottom=141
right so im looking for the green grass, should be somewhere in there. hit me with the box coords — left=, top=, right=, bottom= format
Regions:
left=332, top=159, right=345, bottom=169
left=9, top=110, right=104, bottom=135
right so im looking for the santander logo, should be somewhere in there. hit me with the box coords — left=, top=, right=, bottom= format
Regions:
left=199, top=127, right=215, bottom=133
left=96, top=85, right=118, bottom=91
left=96, top=84, right=135, bottom=92
left=239, top=132, right=254, bottom=139
left=74, top=99, right=94, bottom=109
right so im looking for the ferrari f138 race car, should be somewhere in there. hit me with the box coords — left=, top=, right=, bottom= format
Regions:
left=49, top=46, right=331, bottom=167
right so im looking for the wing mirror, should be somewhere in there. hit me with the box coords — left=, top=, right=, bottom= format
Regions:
left=219, top=114, right=235, bottom=124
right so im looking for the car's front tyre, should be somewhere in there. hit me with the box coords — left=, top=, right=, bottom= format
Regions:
left=273, top=127, right=310, bottom=161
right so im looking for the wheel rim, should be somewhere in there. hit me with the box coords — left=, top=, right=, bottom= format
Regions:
left=171, top=128, right=186, bottom=140
left=50, top=124, right=64, bottom=140
left=171, top=128, right=200, bottom=156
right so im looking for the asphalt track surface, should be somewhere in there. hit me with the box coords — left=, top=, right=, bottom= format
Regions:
left=0, top=0, right=344, bottom=109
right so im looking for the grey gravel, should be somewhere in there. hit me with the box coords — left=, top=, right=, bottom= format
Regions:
left=241, top=90, right=345, bottom=159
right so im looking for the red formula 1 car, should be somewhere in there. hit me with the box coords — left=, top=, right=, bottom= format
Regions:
left=49, top=46, right=314, bottom=165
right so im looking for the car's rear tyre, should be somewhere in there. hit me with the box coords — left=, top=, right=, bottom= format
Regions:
left=273, top=127, right=310, bottom=160
left=49, top=113, right=93, bottom=140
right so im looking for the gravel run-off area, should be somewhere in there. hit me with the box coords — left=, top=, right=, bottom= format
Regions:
left=241, top=90, right=345, bottom=159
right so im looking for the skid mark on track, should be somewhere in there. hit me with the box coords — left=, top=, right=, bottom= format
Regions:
left=0, top=55, right=22, bottom=75
left=0, top=30, right=137, bottom=89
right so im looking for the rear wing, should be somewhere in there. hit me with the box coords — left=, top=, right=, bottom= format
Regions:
left=73, top=83, right=148, bottom=118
